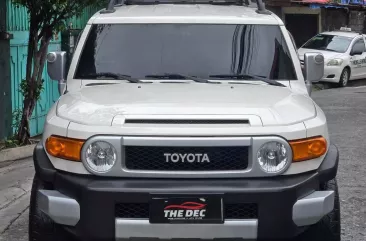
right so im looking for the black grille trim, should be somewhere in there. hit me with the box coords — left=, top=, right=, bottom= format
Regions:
left=124, top=146, right=249, bottom=171
left=115, top=203, right=258, bottom=219
left=125, top=119, right=249, bottom=124
left=115, top=203, right=149, bottom=219
left=225, top=203, right=258, bottom=219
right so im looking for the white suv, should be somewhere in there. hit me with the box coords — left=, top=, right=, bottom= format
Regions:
left=29, top=0, right=340, bottom=240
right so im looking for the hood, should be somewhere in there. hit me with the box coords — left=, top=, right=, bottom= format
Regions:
left=56, top=83, right=316, bottom=126
left=298, top=48, right=344, bottom=61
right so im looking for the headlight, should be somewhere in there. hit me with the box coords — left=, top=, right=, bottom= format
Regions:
left=257, top=142, right=289, bottom=173
left=84, top=141, right=117, bottom=173
left=327, top=58, right=343, bottom=66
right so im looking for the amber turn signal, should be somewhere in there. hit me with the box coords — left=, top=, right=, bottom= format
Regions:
left=289, top=136, right=327, bottom=162
left=45, top=135, right=85, bottom=161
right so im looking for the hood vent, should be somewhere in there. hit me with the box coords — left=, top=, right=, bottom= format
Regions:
left=124, top=119, right=249, bottom=125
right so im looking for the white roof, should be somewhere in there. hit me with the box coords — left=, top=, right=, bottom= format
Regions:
left=321, top=31, right=361, bottom=38
left=90, top=4, right=282, bottom=25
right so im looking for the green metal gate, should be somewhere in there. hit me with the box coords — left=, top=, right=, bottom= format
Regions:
left=9, top=31, right=61, bottom=136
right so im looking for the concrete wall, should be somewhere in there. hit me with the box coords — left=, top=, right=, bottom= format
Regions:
left=348, top=11, right=365, bottom=33
left=269, top=6, right=365, bottom=35
left=0, top=0, right=12, bottom=139
left=267, top=6, right=283, bottom=18
left=321, top=8, right=348, bottom=32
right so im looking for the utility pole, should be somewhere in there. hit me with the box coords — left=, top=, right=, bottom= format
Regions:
left=0, top=0, right=12, bottom=139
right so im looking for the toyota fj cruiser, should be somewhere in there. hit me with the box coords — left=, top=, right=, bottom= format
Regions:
left=30, top=0, right=340, bottom=240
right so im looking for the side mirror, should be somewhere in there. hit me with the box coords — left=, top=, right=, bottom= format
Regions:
left=304, top=53, right=324, bottom=83
left=47, top=51, right=67, bottom=94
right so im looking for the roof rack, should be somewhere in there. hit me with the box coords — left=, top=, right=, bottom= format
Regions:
left=100, top=0, right=125, bottom=13
left=100, top=0, right=270, bottom=14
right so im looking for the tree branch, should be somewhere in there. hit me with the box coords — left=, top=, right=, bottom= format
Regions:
left=36, top=29, right=53, bottom=86
left=14, top=0, right=105, bottom=145
left=25, top=19, right=38, bottom=83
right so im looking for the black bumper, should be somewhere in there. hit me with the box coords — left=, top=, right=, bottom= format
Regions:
left=33, top=143, right=339, bottom=241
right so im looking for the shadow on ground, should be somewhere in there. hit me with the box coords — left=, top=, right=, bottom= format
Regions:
left=313, top=78, right=366, bottom=91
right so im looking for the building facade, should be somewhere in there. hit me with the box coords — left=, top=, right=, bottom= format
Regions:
left=266, top=0, right=366, bottom=47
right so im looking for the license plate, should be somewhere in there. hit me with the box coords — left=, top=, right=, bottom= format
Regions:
left=149, top=197, right=223, bottom=224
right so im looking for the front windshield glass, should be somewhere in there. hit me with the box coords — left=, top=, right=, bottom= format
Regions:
left=75, top=24, right=297, bottom=80
left=302, top=34, right=353, bottom=53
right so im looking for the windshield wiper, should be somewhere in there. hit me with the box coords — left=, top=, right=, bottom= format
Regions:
left=145, top=73, right=214, bottom=84
left=81, top=72, right=143, bottom=83
left=209, top=74, right=286, bottom=87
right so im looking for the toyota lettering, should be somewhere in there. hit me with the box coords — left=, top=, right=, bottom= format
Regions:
left=164, top=153, right=210, bottom=163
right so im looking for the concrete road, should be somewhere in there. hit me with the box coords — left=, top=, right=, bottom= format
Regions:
left=0, top=158, right=33, bottom=241
left=313, top=86, right=366, bottom=241
left=1, top=86, right=366, bottom=241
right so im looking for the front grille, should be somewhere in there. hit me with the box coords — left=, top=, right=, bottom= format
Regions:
left=124, top=146, right=249, bottom=171
left=115, top=203, right=258, bottom=219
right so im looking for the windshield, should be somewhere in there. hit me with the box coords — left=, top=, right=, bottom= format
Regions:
left=302, top=34, right=353, bottom=53
left=75, top=24, right=297, bottom=80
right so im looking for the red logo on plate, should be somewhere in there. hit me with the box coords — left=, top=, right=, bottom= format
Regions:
left=164, top=202, right=207, bottom=210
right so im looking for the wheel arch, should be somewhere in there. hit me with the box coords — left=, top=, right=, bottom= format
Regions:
left=344, top=66, right=351, bottom=77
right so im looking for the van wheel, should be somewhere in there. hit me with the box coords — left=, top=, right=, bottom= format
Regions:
left=338, top=68, right=349, bottom=87
left=297, top=179, right=341, bottom=241
left=29, top=175, right=74, bottom=241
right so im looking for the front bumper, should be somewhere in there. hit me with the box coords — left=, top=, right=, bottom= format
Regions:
left=33, top=143, right=339, bottom=240
left=321, top=65, right=343, bottom=83
left=300, top=62, right=343, bottom=83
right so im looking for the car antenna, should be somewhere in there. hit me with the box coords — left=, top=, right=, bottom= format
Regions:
left=255, top=0, right=270, bottom=14
left=100, top=0, right=126, bottom=14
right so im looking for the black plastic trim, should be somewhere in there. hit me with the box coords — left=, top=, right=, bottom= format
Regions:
left=33, top=142, right=56, bottom=183
left=32, top=143, right=339, bottom=240
left=124, top=119, right=249, bottom=124
left=53, top=169, right=318, bottom=240
left=318, top=143, right=339, bottom=183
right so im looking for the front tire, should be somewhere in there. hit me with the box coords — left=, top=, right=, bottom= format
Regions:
left=338, top=68, right=349, bottom=87
left=29, top=175, right=73, bottom=241
left=298, top=179, right=341, bottom=241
